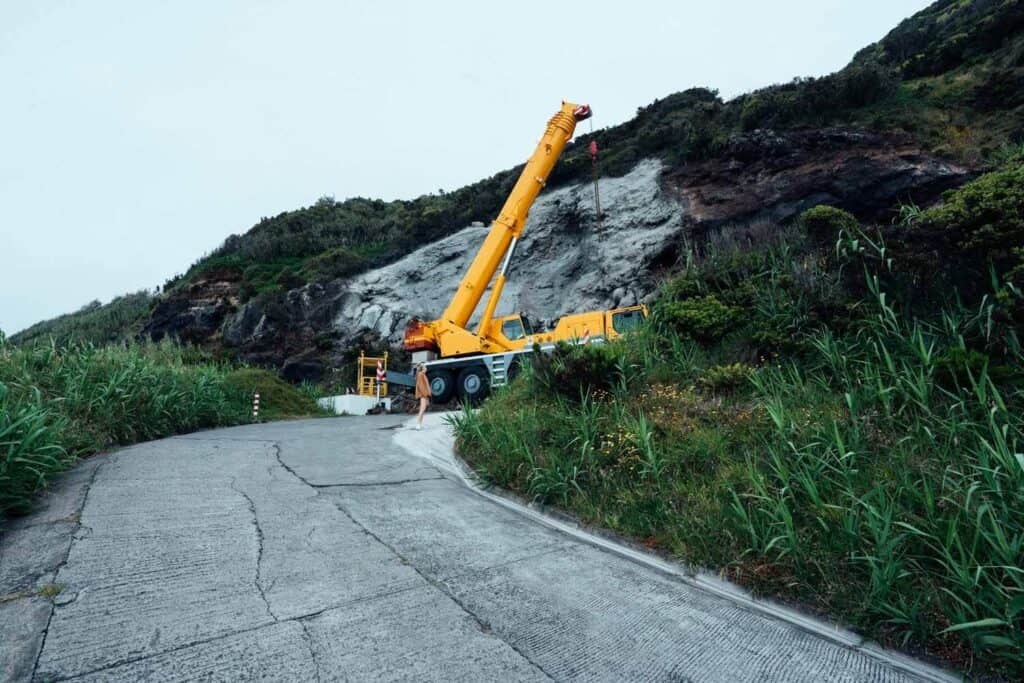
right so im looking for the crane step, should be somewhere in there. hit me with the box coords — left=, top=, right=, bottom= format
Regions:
left=490, top=356, right=507, bottom=387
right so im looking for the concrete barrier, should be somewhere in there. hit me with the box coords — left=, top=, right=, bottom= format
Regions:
left=317, top=395, right=391, bottom=415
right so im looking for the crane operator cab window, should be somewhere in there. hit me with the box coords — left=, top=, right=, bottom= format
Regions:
left=501, top=318, right=526, bottom=341
left=500, top=314, right=534, bottom=342
left=612, top=308, right=645, bottom=335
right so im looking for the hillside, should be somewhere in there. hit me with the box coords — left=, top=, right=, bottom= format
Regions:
left=15, top=0, right=1024, bottom=379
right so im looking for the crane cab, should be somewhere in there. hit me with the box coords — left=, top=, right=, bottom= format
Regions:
left=492, top=305, right=647, bottom=349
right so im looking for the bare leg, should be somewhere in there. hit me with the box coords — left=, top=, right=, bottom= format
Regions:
left=417, top=397, right=429, bottom=427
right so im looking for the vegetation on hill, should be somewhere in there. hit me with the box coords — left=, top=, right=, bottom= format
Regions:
left=11, top=291, right=155, bottom=348
left=453, top=163, right=1024, bottom=676
left=0, top=336, right=323, bottom=518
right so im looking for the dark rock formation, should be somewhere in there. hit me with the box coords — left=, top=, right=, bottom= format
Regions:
left=665, top=128, right=970, bottom=230
left=143, top=268, right=241, bottom=345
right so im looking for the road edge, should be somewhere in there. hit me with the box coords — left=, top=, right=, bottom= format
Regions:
left=393, top=412, right=961, bottom=683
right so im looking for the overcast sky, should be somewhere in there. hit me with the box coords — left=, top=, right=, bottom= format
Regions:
left=0, top=0, right=933, bottom=335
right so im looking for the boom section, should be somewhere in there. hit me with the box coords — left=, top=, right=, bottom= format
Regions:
left=440, top=101, right=591, bottom=327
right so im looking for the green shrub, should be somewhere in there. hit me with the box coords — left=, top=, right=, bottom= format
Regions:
left=918, top=164, right=1024, bottom=270
left=800, top=205, right=859, bottom=242
left=530, top=342, right=624, bottom=400
left=697, top=363, right=754, bottom=392
left=0, top=383, right=71, bottom=514
left=655, top=295, right=740, bottom=342
left=303, top=245, right=369, bottom=281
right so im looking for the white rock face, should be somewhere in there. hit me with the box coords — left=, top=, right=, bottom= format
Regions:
left=334, top=159, right=681, bottom=341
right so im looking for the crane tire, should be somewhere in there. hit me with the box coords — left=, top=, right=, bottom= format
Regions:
left=427, top=369, right=455, bottom=404
left=456, top=365, right=490, bottom=404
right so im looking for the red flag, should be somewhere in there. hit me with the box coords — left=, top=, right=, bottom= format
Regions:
left=589, top=141, right=598, bottom=159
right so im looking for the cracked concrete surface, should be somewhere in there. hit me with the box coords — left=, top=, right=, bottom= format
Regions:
left=0, top=415, right=953, bottom=682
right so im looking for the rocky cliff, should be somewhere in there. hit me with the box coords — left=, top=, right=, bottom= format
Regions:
left=143, top=128, right=970, bottom=381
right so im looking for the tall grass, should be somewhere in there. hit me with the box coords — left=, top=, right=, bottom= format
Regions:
left=452, top=228, right=1024, bottom=675
left=0, top=336, right=320, bottom=516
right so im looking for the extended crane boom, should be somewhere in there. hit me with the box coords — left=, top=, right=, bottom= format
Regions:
left=403, top=101, right=647, bottom=404
left=443, top=102, right=592, bottom=328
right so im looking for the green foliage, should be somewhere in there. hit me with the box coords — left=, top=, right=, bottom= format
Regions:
left=223, top=368, right=324, bottom=420
left=301, top=245, right=369, bottom=281
left=11, top=292, right=154, bottom=348
left=800, top=205, right=859, bottom=242
left=855, top=0, right=1024, bottom=79
left=918, top=164, right=1024, bottom=269
left=736, top=61, right=898, bottom=131
left=0, top=338, right=321, bottom=516
left=655, top=295, right=740, bottom=342
left=697, top=363, right=754, bottom=393
left=530, top=342, right=626, bottom=400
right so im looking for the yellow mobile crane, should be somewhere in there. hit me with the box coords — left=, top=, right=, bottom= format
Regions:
left=403, top=101, right=647, bottom=402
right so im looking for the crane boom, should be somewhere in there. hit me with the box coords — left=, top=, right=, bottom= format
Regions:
left=442, top=101, right=592, bottom=327
left=402, top=99, right=647, bottom=381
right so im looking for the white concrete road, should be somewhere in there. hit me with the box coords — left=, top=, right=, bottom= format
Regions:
left=1, top=414, right=955, bottom=682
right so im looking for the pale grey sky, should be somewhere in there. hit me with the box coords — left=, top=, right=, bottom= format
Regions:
left=0, top=0, right=932, bottom=335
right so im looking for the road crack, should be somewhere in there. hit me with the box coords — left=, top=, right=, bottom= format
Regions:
left=325, top=497, right=557, bottom=682
left=298, top=620, right=323, bottom=683
left=229, top=478, right=276, bottom=622
left=31, top=457, right=107, bottom=682
left=312, top=476, right=446, bottom=488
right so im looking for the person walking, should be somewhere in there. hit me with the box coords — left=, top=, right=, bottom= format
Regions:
left=414, top=363, right=431, bottom=430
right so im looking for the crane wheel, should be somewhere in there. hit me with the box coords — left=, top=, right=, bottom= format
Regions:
left=456, top=365, right=490, bottom=404
left=427, top=369, right=455, bottom=404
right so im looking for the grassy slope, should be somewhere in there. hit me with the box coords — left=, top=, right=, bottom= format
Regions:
left=20, top=0, right=1023, bottom=342
left=453, top=165, right=1024, bottom=676
left=11, top=291, right=155, bottom=347
left=0, top=336, right=324, bottom=518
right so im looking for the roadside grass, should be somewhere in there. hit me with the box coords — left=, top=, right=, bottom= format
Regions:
left=0, top=338, right=322, bottom=517
left=453, top=196, right=1024, bottom=676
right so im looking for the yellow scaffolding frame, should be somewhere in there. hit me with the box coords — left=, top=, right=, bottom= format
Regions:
left=357, top=351, right=388, bottom=397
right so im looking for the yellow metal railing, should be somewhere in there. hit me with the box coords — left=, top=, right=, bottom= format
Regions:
left=356, top=351, right=387, bottom=397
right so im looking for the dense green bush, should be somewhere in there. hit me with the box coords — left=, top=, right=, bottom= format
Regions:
left=697, top=363, right=754, bottom=393
left=530, top=342, right=625, bottom=400
left=800, top=205, right=859, bottom=242
left=0, top=338, right=322, bottom=516
left=655, top=295, right=740, bottom=342
left=302, top=245, right=369, bottom=281
left=918, top=164, right=1024, bottom=269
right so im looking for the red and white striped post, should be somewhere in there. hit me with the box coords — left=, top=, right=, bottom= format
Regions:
left=375, top=359, right=385, bottom=407
left=581, top=327, right=591, bottom=345
left=252, top=392, right=260, bottom=421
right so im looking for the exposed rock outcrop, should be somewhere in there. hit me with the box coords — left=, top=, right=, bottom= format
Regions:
left=666, top=128, right=970, bottom=230
left=144, top=268, right=242, bottom=345
left=144, top=128, right=972, bottom=372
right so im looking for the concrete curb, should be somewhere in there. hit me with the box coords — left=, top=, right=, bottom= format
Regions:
left=393, top=412, right=961, bottom=683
